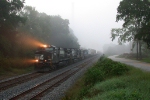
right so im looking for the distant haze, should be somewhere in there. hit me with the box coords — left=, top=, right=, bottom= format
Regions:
left=25, top=0, right=123, bottom=52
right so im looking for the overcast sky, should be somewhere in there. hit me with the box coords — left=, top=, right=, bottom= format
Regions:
left=24, top=0, right=123, bottom=52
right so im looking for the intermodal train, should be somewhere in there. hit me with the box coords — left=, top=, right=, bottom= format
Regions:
left=34, top=45, right=96, bottom=72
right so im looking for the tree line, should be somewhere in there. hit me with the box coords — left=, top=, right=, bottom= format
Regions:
left=111, top=0, right=150, bottom=59
left=0, top=0, right=79, bottom=58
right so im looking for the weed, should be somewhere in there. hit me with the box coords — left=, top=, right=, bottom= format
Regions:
left=98, top=58, right=129, bottom=76
left=84, top=67, right=104, bottom=86
left=63, top=57, right=150, bottom=100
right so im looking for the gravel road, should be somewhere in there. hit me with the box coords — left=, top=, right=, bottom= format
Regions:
left=109, top=55, right=150, bottom=71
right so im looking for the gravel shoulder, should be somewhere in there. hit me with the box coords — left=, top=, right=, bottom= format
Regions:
left=41, top=56, right=99, bottom=100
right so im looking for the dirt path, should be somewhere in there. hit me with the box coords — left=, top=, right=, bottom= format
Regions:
left=109, top=55, right=150, bottom=71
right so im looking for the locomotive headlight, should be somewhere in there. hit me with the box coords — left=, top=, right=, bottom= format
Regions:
left=43, top=45, right=47, bottom=48
left=39, top=55, right=44, bottom=60
left=35, top=59, right=39, bottom=62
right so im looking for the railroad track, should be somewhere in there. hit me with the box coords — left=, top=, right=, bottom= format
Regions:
left=0, top=57, right=96, bottom=100
left=0, top=72, right=46, bottom=92
left=9, top=60, right=90, bottom=100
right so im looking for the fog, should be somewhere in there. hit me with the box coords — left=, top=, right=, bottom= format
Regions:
left=103, top=43, right=132, bottom=56
left=25, top=0, right=123, bottom=52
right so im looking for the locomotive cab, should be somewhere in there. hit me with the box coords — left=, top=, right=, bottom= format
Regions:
left=34, top=45, right=59, bottom=72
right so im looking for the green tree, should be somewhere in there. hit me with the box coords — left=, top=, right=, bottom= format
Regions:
left=19, top=6, right=79, bottom=48
left=111, top=20, right=143, bottom=59
left=0, top=0, right=26, bottom=35
left=0, top=0, right=26, bottom=57
left=116, top=0, right=150, bottom=48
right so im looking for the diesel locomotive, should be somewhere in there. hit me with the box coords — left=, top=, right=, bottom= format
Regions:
left=34, top=45, right=90, bottom=72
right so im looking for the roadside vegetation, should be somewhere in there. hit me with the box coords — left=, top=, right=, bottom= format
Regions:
left=141, top=58, right=150, bottom=63
left=62, top=56, right=150, bottom=100
left=0, top=57, right=34, bottom=79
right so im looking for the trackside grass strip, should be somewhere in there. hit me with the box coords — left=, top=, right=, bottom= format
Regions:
left=0, top=57, right=34, bottom=78
left=62, top=56, right=150, bottom=100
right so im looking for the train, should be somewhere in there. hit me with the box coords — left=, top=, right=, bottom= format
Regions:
left=34, top=45, right=96, bottom=72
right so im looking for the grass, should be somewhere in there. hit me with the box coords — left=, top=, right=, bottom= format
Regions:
left=117, top=54, right=150, bottom=63
left=83, top=69, right=150, bottom=100
left=0, top=67, right=34, bottom=80
left=0, top=57, right=34, bottom=79
left=140, top=58, right=150, bottom=63
left=62, top=77, right=86, bottom=100
left=62, top=56, right=150, bottom=100
left=0, top=66, right=34, bottom=80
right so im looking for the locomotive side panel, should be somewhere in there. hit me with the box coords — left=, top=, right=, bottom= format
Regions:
left=34, top=45, right=97, bottom=72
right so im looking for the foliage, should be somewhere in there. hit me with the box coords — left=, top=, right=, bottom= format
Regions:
left=67, top=57, right=129, bottom=100
left=97, top=58, right=129, bottom=76
left=98, top=54, right=106, bottom=61
left=116, top=0, right=150, bottom=25
left=111, top=20, right=137, bottom=44
left=63, top=57, right=150, bottom=100
left=0, top=0, right=26, bottom=35
left=116, top=0, right=150, bottom=48
left=84, top=67, right=104, bottom=86
left=0, top=56, right=34, bottom=76
left=0, top=0, right=26, bottom=57
left=86, top=78, right=142, bottom=100
left=19, top=6, right=79, bottom=48
left=0, top=4, right=79, bottom=75
left=83, top=69, right=150, bottom=100
left=137, top=22, right=150, bottom=48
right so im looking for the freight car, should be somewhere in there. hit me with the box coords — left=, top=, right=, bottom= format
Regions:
left=34, top=45, right=95, bottom=72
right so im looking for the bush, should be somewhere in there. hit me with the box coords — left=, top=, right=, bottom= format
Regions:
left=98, top=55, right=106, bottom=62
left=77, top=57, right=129, bottom=99
left=84, top=67, right=104, bottom=86
left=97, top=58, right=129, bottom=76
left=76, top=64, right=105, bottom=99
left=63, top=57, right=130, bottom=100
